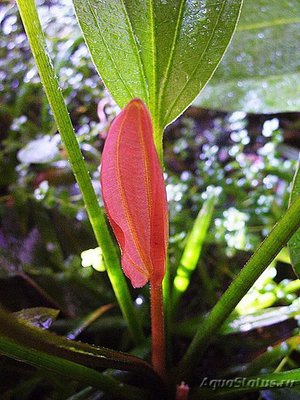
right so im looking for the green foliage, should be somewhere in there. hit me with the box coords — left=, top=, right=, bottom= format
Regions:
left=73, top=0, right=243, bottom=157
left=176, top=195, right=300, bottom=379
left=0, top=307, right=157, bottom=378
left=196, top=0, right=300, bottom=113
left=0, top=338, right=148, bottom=400
left=1, top=0, right=300, bottom=399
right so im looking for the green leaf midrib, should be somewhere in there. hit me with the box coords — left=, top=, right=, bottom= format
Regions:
left=162, top=0, right=227, bottom=126
left=157, top=0, right=186, bottom=127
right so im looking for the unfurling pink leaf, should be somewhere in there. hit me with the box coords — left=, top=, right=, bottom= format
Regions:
left=100, top=99, right=168, bottom=288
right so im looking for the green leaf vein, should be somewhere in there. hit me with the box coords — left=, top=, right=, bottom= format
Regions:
left=163, top=0, right=227, bottom=126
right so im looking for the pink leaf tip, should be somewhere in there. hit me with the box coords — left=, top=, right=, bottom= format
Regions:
left=100, top=98, right=168, bottom=288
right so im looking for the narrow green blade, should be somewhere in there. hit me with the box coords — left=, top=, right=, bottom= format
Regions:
left=172, top=192, right=217, bottom=311
left=0, top=307, right=159, bottom=384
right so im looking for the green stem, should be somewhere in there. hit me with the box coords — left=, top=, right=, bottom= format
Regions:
left=176, top=194, right=300, bottom=380
left=16, top=0, right=144, bottom=344
left=0, top=336, right=149, bottom=400
left=150, top=282, right=166, bottom=380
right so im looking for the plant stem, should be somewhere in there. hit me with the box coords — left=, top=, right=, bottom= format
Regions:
left=16, top=0, right=144, bottom=344
left=176, top=194, right=300, bottom=380
left=163, top=258, right=172, bottom=368
left=150, top=282, right=166, bottom=380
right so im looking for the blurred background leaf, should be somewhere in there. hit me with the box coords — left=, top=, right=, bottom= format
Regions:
left=195, top=0, right=300, bottom=113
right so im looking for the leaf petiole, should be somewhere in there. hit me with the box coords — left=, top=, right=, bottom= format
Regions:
left=150, top=282, right=166, bottom=380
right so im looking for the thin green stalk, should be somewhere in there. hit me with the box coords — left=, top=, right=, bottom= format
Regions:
left=0, top=336, right=149, bottom=400
left=172, top=193, right=217, bottom=313
left=176, top=194, right=300, bottom=380
left=190, top=369, right=300, bottom=399
left=66, top=304, right=113, bottom=340
left=16, top=0, right=144, bottom=344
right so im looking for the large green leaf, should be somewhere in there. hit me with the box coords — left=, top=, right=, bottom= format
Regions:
left=288, top=161, right=300, bottom=278
left=195, top=0, right=300, bottom=113
left=73, top=0, right=243, bottom=153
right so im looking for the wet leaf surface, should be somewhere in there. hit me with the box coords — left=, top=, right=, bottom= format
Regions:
left=196, top=0, right=300, bottom=113
left=73, top=0, right=242, bottom=131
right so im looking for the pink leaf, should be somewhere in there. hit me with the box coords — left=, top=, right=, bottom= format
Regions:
left=100, top=99, right=168, bottom=288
